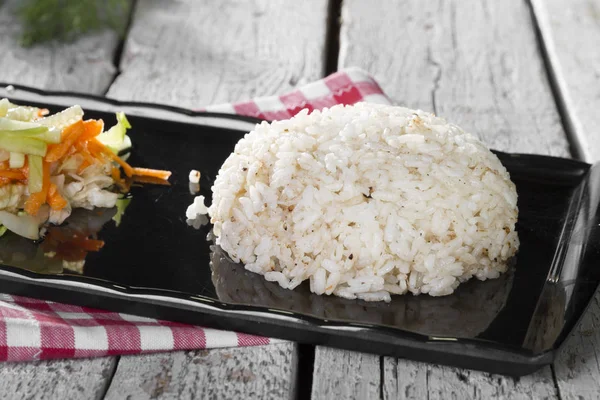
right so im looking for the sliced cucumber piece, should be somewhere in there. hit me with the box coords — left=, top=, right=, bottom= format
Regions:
left=9, top=152, right=25, bottom=168
left=37, top=105, right=83, bottom=130
left=0, top=135, right=47, bottom=156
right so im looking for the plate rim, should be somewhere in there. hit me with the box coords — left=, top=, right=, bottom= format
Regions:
left=0, top=83, right=595, bottom=375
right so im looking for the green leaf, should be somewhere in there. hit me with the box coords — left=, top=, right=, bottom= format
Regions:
left=97, top=112, right=132, bottom=154
left=112, top=197, right=131, bottom=227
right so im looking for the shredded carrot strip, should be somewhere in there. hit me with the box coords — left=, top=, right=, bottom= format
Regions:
left=87, top=139, right=134, bottom=177
left=77, top=119, right=104, bottom=143
left=132, top=167, right=171, bottom=181
left=132, top=175, right=171, bottom=186
left=77, top=159, right=91, bottom=174
left=0, top=170, right=26, bottom=180
left=24, top=161, right=51, bottom=215
left=45, top=120, right=85, bottom=162
left=47, top=183, right=68, bottom=211
left=73, top=144, right=96, bottom=173
left=111, top=167, right=121, bottom=182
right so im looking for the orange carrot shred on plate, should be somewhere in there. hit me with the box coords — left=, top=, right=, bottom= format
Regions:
left=77, top=119, right=104, bottom=143
left=111, top=167, right=121, bottom=182
left=24, top=162, right=51, bottom=216
left=74, top=143, right=97, bottom=173
left=45, top=120, right=86, bottom=162
left=132, top=167, right=171, bottom=181
left=47, top=183, right=68, bottom=211
left=77, top=159, right=92, bottom=174
left=87, top=139, right=135, bottom=177
left=132, top=175, right=171, bottom=186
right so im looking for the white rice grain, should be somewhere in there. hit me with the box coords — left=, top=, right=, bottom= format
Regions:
left=205, top=103, right=519, bottom=301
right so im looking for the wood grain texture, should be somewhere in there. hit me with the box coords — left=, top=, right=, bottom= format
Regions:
left=100, top=1, right=319, bottom=398
left=106, top=0, right=329, bottom=108
left=311, top=347, right=380, bottom=400
left=0, top=0, right=129, bottom=94
left=329, top=0, right=573, bottom=397
left=103, top=343, right=298, bottom=400
left=383, top=358, right=558, bottom=399
left=0, top=2, right=129, bottom=398
left=0, top=357, right=116, bottom=400
left=339, top=0, right=569, bottom=157
left=530, top=0, right=600, bottom=162
left=553, top=293, right=600, bottom=400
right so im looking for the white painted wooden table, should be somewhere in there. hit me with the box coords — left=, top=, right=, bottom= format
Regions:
left=0, top=0, right=599, bottom=398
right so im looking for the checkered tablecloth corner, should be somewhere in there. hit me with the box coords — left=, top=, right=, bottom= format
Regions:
left=0, top=294, right=275, bottom=362
left=0, top=67, right=389, bottom=362
left=204, top=67, right=391, bottom=118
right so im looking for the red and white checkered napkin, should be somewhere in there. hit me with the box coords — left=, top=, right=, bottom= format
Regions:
left=0, top=67, right=391, bottom=362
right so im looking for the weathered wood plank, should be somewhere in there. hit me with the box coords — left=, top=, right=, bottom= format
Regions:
left=312, top=0, right=573, bottom=397
left=106, top=0, right=329, bottom=108
left=383, top=358, right=558, bottom=399
left=338, top=0, right=569, bottom=157
left=552, top=293, right=600, bottom=400
left=104, top=343, right=298, bottom=400
left=0, top=357, right=116, bottom=400
left=530, top=0, right=600, bottom=162
left=311, top=347, right=380, bottom=400
left=0, top=0, right=130, bottom=94
left=102, top=1, right=329, bottom=398
left=0, top=2, right=132, bottom=398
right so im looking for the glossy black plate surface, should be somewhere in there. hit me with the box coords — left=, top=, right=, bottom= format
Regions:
left=0, top=84, right=598, bottom=376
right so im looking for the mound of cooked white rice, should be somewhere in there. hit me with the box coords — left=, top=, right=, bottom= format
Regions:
left=206, top=103, right=519, bottom=302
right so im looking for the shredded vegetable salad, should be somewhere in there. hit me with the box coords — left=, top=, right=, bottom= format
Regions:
left=0, top=99, right=171, bottom=240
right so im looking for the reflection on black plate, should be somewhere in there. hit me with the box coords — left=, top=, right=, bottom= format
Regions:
left=0, top=83, right=599, bottom=376
left=210, top=244, right=515, bottom=339
left=0, top=207, right=117, bottom=274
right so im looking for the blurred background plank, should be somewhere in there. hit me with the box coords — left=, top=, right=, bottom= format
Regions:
left=310, top=0, right=572, bottom=396
left=530, top=0, right=600, bottom=161
left=106, top=0, right=329, bottom=108
left=0, top=0, right=132, bottom=94
left=100, top=0, right=330, bottom=397
left=338, top=0, right=569, bottom=156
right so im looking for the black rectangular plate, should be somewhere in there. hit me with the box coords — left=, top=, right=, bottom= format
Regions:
left=0, top=83, right=599, bottom=376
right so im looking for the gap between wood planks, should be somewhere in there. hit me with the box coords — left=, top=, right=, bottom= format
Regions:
left=550, top=364, right=564, bottom=400
left=525, top=0, right=588, bottom=162
left=325, top=0, right=343, bottom=75
left=103, top=0, right=138, bottom=96
left=97, top=356, right=120, bottom=400
left=296, top=344, right=316, bottom=400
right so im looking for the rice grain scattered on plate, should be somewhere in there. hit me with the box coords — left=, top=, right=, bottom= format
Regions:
left=205, top=103, right=519, bottom=302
